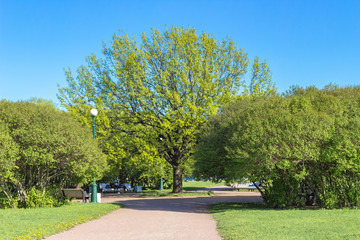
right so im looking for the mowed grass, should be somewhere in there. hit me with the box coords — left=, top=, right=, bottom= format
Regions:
left=140, top=189, right=214, bottom=197
left=0, top=203, right=122, bottom=240
left=183, top=180, right=226, bottom=191
left=140, top=180, right=224, bottom=197
left=211, top=203, right=360, bottom=240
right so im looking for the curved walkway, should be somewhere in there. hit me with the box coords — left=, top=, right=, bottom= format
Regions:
left=46, top=187, right=262, bottom=240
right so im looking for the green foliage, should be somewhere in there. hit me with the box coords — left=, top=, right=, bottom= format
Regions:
left=0, top=100, right=106, bottom=208
left=248, top=56, right=276, bottom=96
left=58, top=26, right=269, bottom=193
left=195, top=86, right=360, bottom=208
left=0, top=121, right=18, bottom=178
left=60, top=103, right=171, bottom=189
left=28, top=97, right=58, bottom=110
left=0, top=191, right=18, bottom=209
left=25, top=187, right=55, bottom=208
left=0, top=120, right=19, bottom=208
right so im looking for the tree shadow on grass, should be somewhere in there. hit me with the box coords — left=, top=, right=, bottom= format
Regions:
left=211, top=202, right=326, bottom=214
left=211, top=202, right=268, bottom=213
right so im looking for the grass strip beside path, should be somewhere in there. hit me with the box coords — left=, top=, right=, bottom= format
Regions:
left=211, top=203, right=360, bottom=240
left=0, top=202, right=122, bottom=240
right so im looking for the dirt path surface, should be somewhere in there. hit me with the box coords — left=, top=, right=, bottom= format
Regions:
left=46, top=187, right=262, bottom=240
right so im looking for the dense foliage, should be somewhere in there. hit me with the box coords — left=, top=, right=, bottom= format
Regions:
left=58, top=104, right=172, bottom=190
left=0, top=100, right=106, bottom=208
left=195, top=86, right=360, bottom=208
left=58, top=26, right=272, bottom=192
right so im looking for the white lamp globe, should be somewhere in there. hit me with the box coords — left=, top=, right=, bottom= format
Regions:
left=90, top=109, right=98, bottom=116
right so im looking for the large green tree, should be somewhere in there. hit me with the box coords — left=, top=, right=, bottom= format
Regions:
left=58, top=26, right=270, bottom=192
left=60, top=103, right=170, bottom=189
left=248, top=56, right=275, bottom=96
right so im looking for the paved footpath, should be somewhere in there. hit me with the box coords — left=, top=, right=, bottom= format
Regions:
left=46, top=187, right=262, bottom=240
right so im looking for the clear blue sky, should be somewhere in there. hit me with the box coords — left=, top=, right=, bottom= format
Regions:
left=1, top=0, right=359, bottom=106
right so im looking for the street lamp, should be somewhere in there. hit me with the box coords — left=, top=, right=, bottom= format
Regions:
left=160, top=171, right=164, bottom=191
left=90, top=109, right=98, bottom=139
left=90, top=108, right=98, bottom=203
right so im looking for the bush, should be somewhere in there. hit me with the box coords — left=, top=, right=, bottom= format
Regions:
left=25, top=187, right=55, bottom=208
left=0, top=100, right=107, bottom=209
left=0, top=192, right=18, bottom=209
left=195, top=85, right=360, bottom=208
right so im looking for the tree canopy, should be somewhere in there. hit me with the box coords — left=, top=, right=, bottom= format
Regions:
left=58, top=26, right=273, bottom=192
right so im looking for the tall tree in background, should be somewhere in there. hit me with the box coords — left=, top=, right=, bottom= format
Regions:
left=58, top=26, right=266, bottom=192
left=249, top=56, right=275, bottom=96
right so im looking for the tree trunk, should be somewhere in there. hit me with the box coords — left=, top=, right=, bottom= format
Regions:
left=253, top=181, right=264, bottom=196
left=172, top=165, right=183, bottom=193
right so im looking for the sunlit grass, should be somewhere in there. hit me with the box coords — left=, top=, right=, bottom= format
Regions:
left=183, top=180, right=226, bottom=191
left=212, top=203, right=360, bottom=240
left=139, top=180, right=224, bottom=197
left=140, top=189, right=214, bottom=197
left=0, top=202, right=122, bottom=240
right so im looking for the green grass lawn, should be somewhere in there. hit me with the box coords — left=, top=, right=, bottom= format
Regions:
left=211, top=203, right=360, bottom=240
left=139, top=180, right=224, bottom=197
left=140, top=189, right=214, bottom=197
left=0, top=202, right=122, bottom=240
left=183, top=180, right=226, bottom=191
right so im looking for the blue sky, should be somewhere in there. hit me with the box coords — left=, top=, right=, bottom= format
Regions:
left=1, top=0, right=359, bottom=106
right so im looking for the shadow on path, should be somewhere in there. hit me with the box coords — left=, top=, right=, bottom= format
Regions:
left=103, top=189, right=263, bottom=214
left=46, top=188, right=263, bottom=240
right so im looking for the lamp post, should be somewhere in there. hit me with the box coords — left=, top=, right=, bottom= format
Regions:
left=160, top=173, right=164, bottom=191
left=90, top=108, right=98, bottom=203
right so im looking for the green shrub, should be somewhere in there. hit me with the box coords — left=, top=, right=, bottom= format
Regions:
left=262, top=174, right=303, bottom=208
left=0, top=192, right=18, bottom=209
left=195, top=86, right=360, bottom=209
left=0, top=100, right=107, bottom=209
left=25, top=187, right=56, bottom=208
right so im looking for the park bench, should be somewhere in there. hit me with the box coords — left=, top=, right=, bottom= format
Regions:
left=62, top=188, right=90, bottom=203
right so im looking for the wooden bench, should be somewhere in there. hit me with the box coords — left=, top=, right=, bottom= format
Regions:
left=62, top=188, right=90, bottom=203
